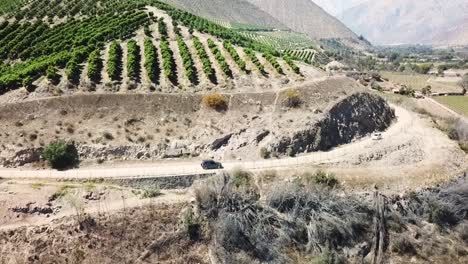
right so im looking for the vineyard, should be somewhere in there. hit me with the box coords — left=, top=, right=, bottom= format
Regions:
left=0, top=0, right=306, bottom=94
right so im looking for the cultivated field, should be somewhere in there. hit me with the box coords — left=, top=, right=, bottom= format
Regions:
left=435, top=96, right=468, bottom=116
left=381, top=71, right=462, bottom=93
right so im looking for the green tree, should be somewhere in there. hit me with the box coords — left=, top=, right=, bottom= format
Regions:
left=42, top=141, right=78, bottom=170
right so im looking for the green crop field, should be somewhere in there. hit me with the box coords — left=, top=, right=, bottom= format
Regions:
left=435, top=96, right=468, bottom=116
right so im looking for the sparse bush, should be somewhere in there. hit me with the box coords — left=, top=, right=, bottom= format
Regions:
left=142, top=186, right=161, bottom=198
left=183, top=207, right=201, bottom=241
left=202, top=93, right=227, bottom=111
left=231, top=168, right=252, bottom=188
left=42, top=141, right=78, bottom=170
left=313, top=246, right=345, bottom=264
left=284, top=88, right=301, bottom=108
left=399, top=85, right=415, bottom=97
left=391, top=236, right=416, bottom=255
left=313, top=170, right=339, bottom=188
left=422, top=85, right=432, bottom=95
left=260, top=147, right=271, bottom=159
left=428, top=203, right=458, bottom=227
left=103, top=132, right=114, bottom=140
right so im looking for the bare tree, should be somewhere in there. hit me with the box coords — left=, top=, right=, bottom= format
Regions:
left=459, top=74, right=468, bottom=94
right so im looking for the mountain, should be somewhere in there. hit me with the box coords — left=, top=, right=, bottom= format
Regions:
left=309, top=0, right=367, bottom=16
left=161, top=0, right=288, bottom=29
left=339, top=0, right=468, bottom=46
left=246, top=0, right=358, bottom=40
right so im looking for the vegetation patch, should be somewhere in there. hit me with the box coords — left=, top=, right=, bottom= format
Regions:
left=42, top=140, right=79, bottom=170
left=202, top=93, right=227, bottom=111
left=283, top=88, right=301, bottom=108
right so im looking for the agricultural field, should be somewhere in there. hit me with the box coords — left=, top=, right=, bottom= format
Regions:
left=240, top=30, right=316, bottom=50
left=0, top=0, right=310, bottom=96
left=381, top=71, right=462, bottom=93
left=435, top=96, right=468, bottom=116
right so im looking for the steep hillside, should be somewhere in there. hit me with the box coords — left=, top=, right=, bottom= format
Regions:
left=160, top=0, right=288, bottom=30
left=246, top=0, right=358, bottom=40
left=339, top=0, right=468, bottom=45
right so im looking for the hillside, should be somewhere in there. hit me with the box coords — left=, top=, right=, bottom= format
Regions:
left=246, top=0, right=359, bottom=40
left=339, top=0, right=468, bottom=45
left=160, top=0, right=288, bottom=30
left=0, top=0, right=319, bottom=98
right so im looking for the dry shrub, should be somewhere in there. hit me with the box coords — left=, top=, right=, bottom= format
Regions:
left=391, top=236, right=416, bottom=255
left=202, top=93, right=227, bottom=111
left=283, top=88, right=301, bottom=108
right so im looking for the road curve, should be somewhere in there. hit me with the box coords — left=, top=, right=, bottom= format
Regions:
left=0, top=106, right=421, bottom=180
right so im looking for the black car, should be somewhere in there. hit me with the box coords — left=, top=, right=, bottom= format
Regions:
left=201, top=160, right=223, bottom=170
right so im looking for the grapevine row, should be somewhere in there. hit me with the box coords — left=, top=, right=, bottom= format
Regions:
left=207, top=39, right=232, bottom=78
left=176, top=36, right=197, bottom=85
left=263, top=53, right=283, bottom=75
left=193, top=37, right=216, bottom=83
left=223, top=41, right=247, bottom=72
left=87, top=49, right=102, bottom=82
left=244, top=48, right=265, bottom=74
left=107, top=41, right=122, bottom=81
left=283, top=55, right=300, bottom=74
left=143, top=38, right=159, bottom=83
left=160, top=38, right=176, bottom=84
left=126, top=40, right=141, bottom=81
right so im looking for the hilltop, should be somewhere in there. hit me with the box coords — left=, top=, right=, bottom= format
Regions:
left=339, top=0, right=468, bottom=46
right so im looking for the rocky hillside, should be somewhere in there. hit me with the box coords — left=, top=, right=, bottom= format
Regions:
left=0, top=78, right=395, bottom=166
left=339, top=0, right=468, bottom=45
left=161, top=0, right=287, bottom=29
left=246, top=0, right=359, bottom=40
left=268, top=93, right=395, bottom=156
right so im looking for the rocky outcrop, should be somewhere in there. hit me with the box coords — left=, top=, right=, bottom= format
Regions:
left=1, top=148, right=42, bottom=167
left=269, top=93, right=395, bottom=156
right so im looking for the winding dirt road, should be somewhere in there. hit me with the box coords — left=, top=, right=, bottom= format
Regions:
left=0, top=105, right=462, bottom=181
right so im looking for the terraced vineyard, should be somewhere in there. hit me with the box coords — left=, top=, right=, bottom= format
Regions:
left=0, top=0, right=307, bottom=95
left=240, top=30, right=316, bottom=50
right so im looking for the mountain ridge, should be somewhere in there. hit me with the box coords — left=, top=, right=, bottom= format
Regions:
left=338, top=0, right=468, bottom=46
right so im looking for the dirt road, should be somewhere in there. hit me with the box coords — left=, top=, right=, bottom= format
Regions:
left=0, top=105, right=463, bottom=181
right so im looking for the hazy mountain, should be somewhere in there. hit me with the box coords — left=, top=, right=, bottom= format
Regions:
left=161, top=0, right=288, bottom=29
left=245, top=0, right=358, bottom=40
left=309, top=0, right=367, bottom=16
left=339, top=0, right=468, bottom=45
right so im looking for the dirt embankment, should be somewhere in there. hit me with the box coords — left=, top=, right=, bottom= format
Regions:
left=0, top=77, right=387, bottom=167
left=269, top=92, right=395, bottom=156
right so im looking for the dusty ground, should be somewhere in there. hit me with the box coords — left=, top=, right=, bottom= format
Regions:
left=0, top=179, right=188, bottom=230
left=0, top=202, right=209, bottom=264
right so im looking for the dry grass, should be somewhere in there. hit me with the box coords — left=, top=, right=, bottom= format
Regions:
left=0, top=203, right=210, bottom=264
left=381, top=71, right=461, bottom=93
left=202, top=93, right=228, bottom=111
